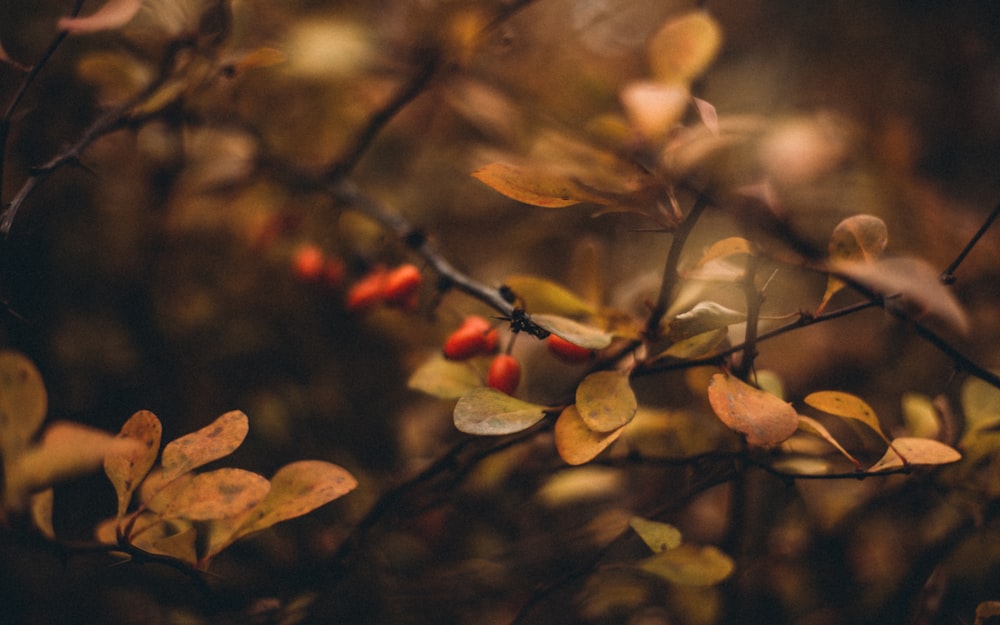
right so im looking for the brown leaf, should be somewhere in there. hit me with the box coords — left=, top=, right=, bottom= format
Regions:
left=818, top=214, right=888, bottom=313
left=161, top=410, right=249, bottom=482
left=0, top=350, right=48, bottom=459
left=58, top=0, right=142, bottom=34
left=576, top=370, right=638, bottom=433
left=471, top=162, right=610, bottom=208
left=158, top=468, right=270, bottom=521
left=868, top=437, right=961, bottom=472
left=105, top=410, right=162, bottom=520
left=30, top=489, right=55, bottom=539
left=554, top=405, right=624, bottom=465
left=707, top=373, right=798, bottom=446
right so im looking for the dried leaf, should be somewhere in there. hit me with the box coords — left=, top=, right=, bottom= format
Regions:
left=407, top=354, right=481, bottom=399
left=818, top=214, right=888, bottom=312
left=797, top=416, right=862, bottom=469
left=161, top=410, right=249, bottom=482
left=554, top=405, right=624, bottom=465
left=629, top=516, right=683, bottom=553
left=504, top=275, right=597, bottom=317
left=657, top=328, right=727, bottom=360
left=648, top=11, right=722, bottom=85
left=695, top=237, right=755, bottom=268
left=532, top=314, right=614, bottom=350
left=638, top=544, right=734, bottom=586
left=804, top=391, right=890, bottom=444
left=693, top=97, right=719, bottom=135
left=105, top=410, right=162, bottom=520
left=58, top=0, right=142, bottom=34
left=454, top=388, right=548, bottom=435
left=30, top=489, right=55, bottom=539
left=620, top=81, right=689, bottom=139
left=129, top=516, right=197, bottom=565
left=667, top=301, right=746, bottom=342
left=471, top=162, right=608, bottom=208
left=868, top=437, right=961, bottom=472
left=707, top=373, right=798, bottom=446
left=576, top=370, right=638, bottom=433
left=158, top=468, right=270, bottom=521
left=0, top=350, right=48, bottom=458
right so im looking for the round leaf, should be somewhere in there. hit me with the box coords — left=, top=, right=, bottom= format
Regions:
left=648, top=11, right=723, bottom=85
left=532, top=314, right=614, bottom=350
left=707, top=373, right=798, bottom=447
left=407, top=354, right=481, bottom=399
left=0, top=350, right=48, bottom=458
left=621, top=81, right=690, bottom=139
left=454, top=388, right=548, bottom=435
left=105, top=410, right=162, bottom=519
left=829, top=214, right=888, bottom=263
left=638, top=544, right=734, bottom=586
left=629, top=516, right=683, bottom=553
left=158, top=468, right=270, bottom=521
left=161, top=410, right=249, bottom=482
left=576, top=370, right=638, bottom=433
left=554, top=405, right=624, bottom=465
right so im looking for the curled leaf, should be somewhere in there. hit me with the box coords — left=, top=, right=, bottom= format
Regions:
left=58, top=0, right=142, bottom=34
left=818, top=214, right=888, bottom=312
left=158, top=468, right=270, bottom=521
left=868, top=437, right=961, bottom=472
left=667, top=301, right=746, bottom=342
left=30, top=489, right=55, bottom=539
left=648, top=11, right=723, bottom=85
left=804, top=391, right=890, bottom=444
left=105, top=410, right=162, bottom=520
left=707, top=373, right=798, bottom=447
left=532, top=314, right=614, bottom=350
left=454, top=388, right=548, bottom=435
left=797, top=416, right=862, bottom=469
left=629, top=516, right=683, bottom=553
left=161, top=410, right=249, bottom=482
left=576, top=370, right=638, bottom=433
left=638, top=544, right=734, bottom=586
left=554, top=405, right=624, bottom=465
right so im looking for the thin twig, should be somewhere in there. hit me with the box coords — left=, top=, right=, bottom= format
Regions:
left=940, top=198, right=1000, bottom=284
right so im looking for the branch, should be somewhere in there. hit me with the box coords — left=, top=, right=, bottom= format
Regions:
left=940, top=198, right=1000, bottom=284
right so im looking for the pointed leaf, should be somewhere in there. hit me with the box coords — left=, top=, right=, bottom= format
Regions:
left=30, top=489, right=55, bottom=539
left=158, top=468, right=270, bottom=521
left=0, top=350, right=48, bottom=458
left=57, top=0, right=142, bottom=34
left=693, top=97, right=719, bottom=135
left=667, top=301, right=746, bottom=342
left=471, top=162, right=610, bottom=208
left=657, top=328, right=727, bottom=360
left=105, top=410, right=162, bottom=519
left=576, top=370, right=638, bottom=433
left=695, top=237, right=755, bottom=268
left=707, top=373, right=798, bottom=446
left=554, top=405, right=624, bottom=465
left=407, top=354, right=481, bottom=399
left=161, top=410, right=249, bottom=482
left=629, top=516, right=683, bottom=553
left=797, top=416, right=862, bottom=469
left=638, top=544, right=734, bottom=586
left=504, top=275, right=598, bottom=317
left=532, top=314, right=614, bottom=350
left=454, top=388, right=547, bottom=435
left=648, top=11, right=723, bottom=85
left=128, top=516, right=197, bottom=565
left=804, top=391, right=890, bottom=444
left=868, top=437, right=961, bottom=472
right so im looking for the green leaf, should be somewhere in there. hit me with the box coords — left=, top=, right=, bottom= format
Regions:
left=804, top=391, right=890, bottom=444
left=667, top=301, right=746, bottom=342
left=648, top=11, right=723, bottom=85
left=504, top=275, right=598, bottom=317
left=532, top=314, right=614, bottom=350
left=629, top=516, right=683, bottom=553
left=454, top=388, right=548, bottom=435
left=867, top=437, right=961, bottom=472
left=161, top=410, right=249, bottom=482
left=407, top=353, right=481, bottom=399
left=105, top=410, right=162, bottom=520
left=638, top=544, right=734, bottom=586
left=0, top=350, right=48, bottom=459
left=554, top=405, right=624, bottom=465
left=707, top=373, right=798, bottom=446
left=157, top=468, right=270, bottom=521
left=576, top=370, right=638, bottom=433
left=901, top=393, right=941, bottom=439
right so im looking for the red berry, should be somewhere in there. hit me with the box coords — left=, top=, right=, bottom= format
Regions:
left=546, top=334, right=592, bottom=362
left=442, top=315, right=494, bottom=360
left=323, top=257, right=347, bottom=288
left=292, top=244, right=325, bottom=281
left=487, top=354, right=520, bottom=395
left=382, top=263, right=422, bottom=308
left=345, top=265, right=387, bottom=311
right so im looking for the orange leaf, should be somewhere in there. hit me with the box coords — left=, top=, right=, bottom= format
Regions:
left=105, top=410, right=162, bottom=520
left=160, top=410, right=249, bottom=482
left=0, top=350, right=48, bottom=459
left=648, top=11, right=722, bottom=85
left=57, top=0, right=142, bottom=34
left=868, top=437, right=961, bottom=472
left=576, top=370, right=638, bottom=433
left=554, top=405, right=624, bottom=465
left=804, top=391, right=890, bottom=444
left=158, top=468, right=270, bottom=521
left=620, top=81, right=689, bottom=139
left=797, top=416, right=862, bottom=469
left=707, top=373, right=798, bottom=446
left=471, top=162, right=608, bottom=208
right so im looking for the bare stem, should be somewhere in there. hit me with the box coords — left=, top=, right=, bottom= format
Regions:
left=940, top=198, right=1000, bottom=284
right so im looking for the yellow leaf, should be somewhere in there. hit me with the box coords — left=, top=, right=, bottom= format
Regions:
left=576, top=370, right=638, bottom=433
left=629, top=516, right=683, bottom=553
left=30, top=489, right=55, bottom=540
left=503, top=275, right=598, bottom=317
left=407, top=354, right=481, bottom=399
left=901, top=393, right=941, bottom=439
left=454, top=388, right=548, bottom=435
left=961, top=376, right=1000, bottom=437
left=648, top=11, right=723, bottom=85
left=532, top=314, right=614, bottom=350
left=620, top=81, right=689, bottom=140
left=797, top=416, right=862, bottom=469
left=471, top=162, right=608, bottom=208
left=158, top=468, right=270, bottom=521
left=695, top=237, right=755, bottom=268
left=105, top=410, right=162, bottom=520
left=868, top=437, right=961, bottom=472
left=554, top=405, right=624, bottom=465
left=58, top=0, right=142, bottom=34
left=804, top=391, right=890, bottom=444
left=638, top=544, right=734, bottom=586
left=707, top=373, right=798, bottom=447
left=657, top=328, right=727, bottom=360
left=818, top=214, right=888, bottom=313
left=161, top=410, right=249, bottom=482
left=0, top=350, right=48, bottom=459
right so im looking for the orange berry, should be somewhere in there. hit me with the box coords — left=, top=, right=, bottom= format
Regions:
left=383, top=263, right=422, bottom=307
left=442, top=315, right=494, bottom=360
left=323, top=257, right=347, bottom=288
left=345, top=265, right=387, bottom=311
left=292, top=244, right=325, bottom=281
left=487, top=354, right=520, bottom=395
left=546, top=334, right=592, bottom=362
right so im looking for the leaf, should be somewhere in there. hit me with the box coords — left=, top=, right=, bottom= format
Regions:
left=797, top=416, right=862, bottom=470
left=454, top=388, right=548, bottom=435
left=868, top=437, right=961, bottom=472
left=694, top=237, right=755, bottom=268
left=576, top=370, right=638, bottom=433
left=407, top=354, right=482, bottom=399
left=638, top=544, right=734, bottom=586
left=818, top=214, right=888, bottom=312
left=503, top=275, right=598, bottom=317
left=657, top=328, right=727, bottom=360
left=128, top=515, right=197, bottom=565
left=804, top=391, right=890, bottom=444
left=629, top=516, right=683, bottom=553
left=620, top=81, right=689, bottom=139
left=57, top=0, right=142, bottom=34
left=0, top=350, right=48, bottom=459
left=471, top=162, right=609, bottom=208
left=961, top=376, right=1000, bottom=436
left=105, top=410, right=162, bottom=520
left=693, top=97, right=719, bottom=135
left=901, top=393, right=941, bottom=439
left=554, top=405, right=624, bottom=465
left=830, top=256, right=969, bottom=336
left=707, top=373, right=798, bottom=447
left=30, top=489, right=55, bottom=539
left=160, top=410, right=249, bottom=482
left=158, top=468, right=270, bottom=521
left=667, top=301, right=746, bottom=342
left=532, top=314, right=614, bottom=350
left=648, top=11, right=723, bottom=85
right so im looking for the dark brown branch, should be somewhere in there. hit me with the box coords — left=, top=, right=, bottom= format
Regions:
left=940, top=198, right=1000, bottom=284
